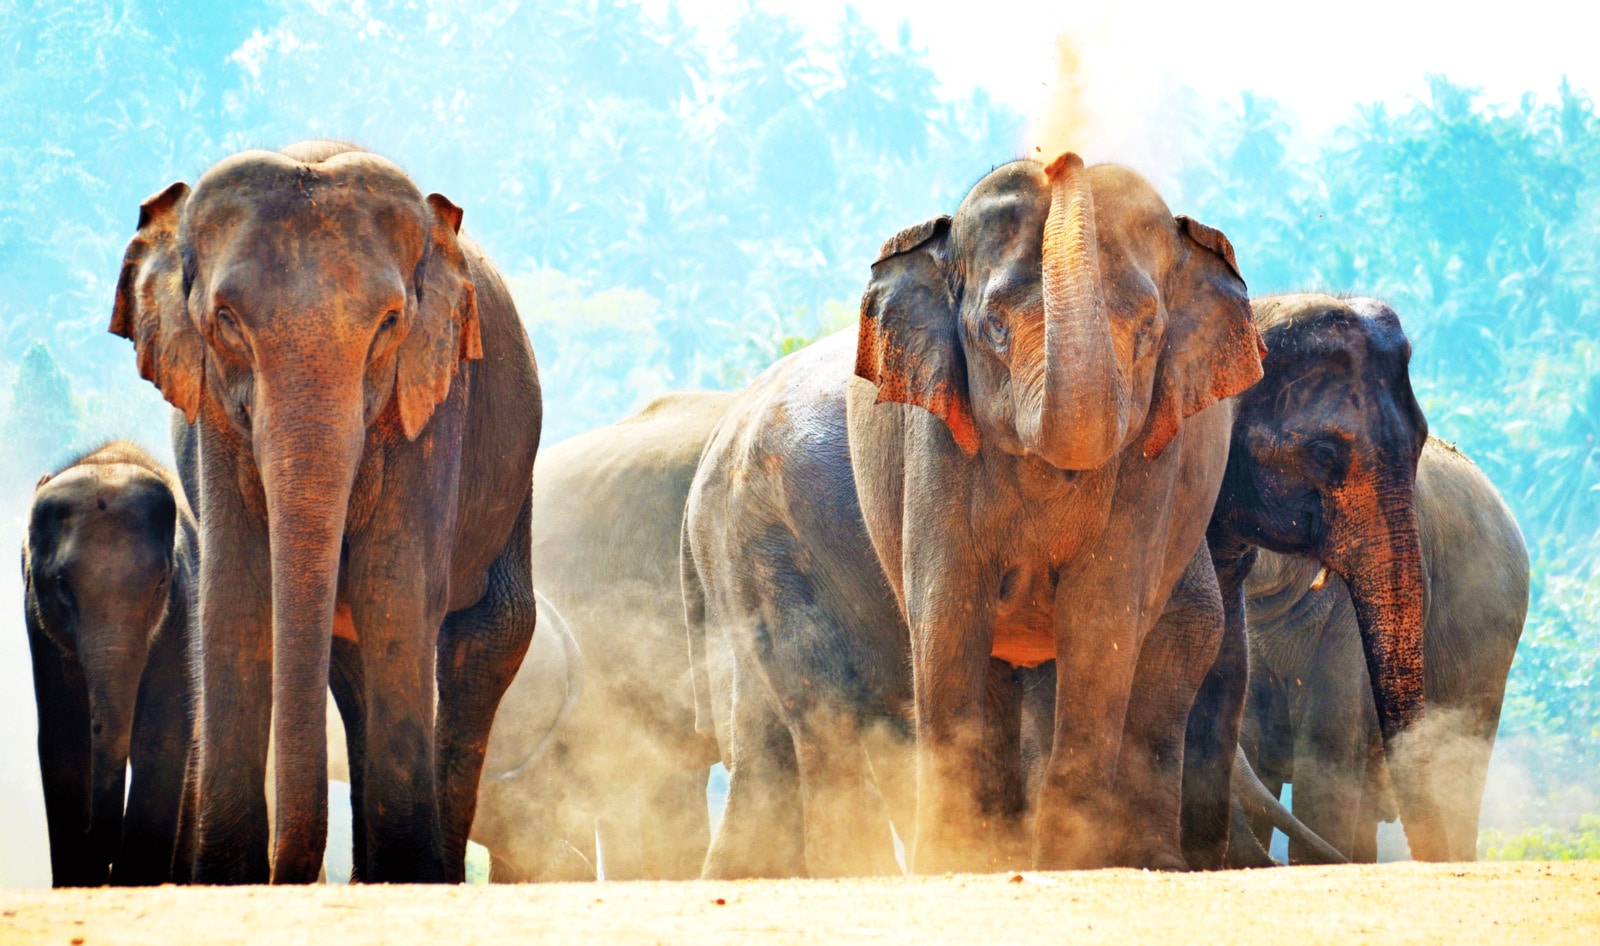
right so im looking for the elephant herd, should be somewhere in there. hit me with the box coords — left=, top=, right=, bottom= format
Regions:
left=21, top=141, right=1528, bottom=887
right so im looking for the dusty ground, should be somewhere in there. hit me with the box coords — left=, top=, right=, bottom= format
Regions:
left=2, top=862, right=1597, bottom=945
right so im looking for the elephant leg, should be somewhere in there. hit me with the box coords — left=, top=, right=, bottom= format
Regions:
left=1433, top=699, right=1500, bottom=860
left=192, top=472, right=273, bottom=885
left=638, top=768, right=712, bottom=880
left=328, top=635, right=367, bottom=883
left=1037, top=563, right=1147, bottom=870
left=702, top=641, right=805, bottom=879
left=28, top=616, right=99, bottom=887
left=906, top=573, right=997, bottom=874
left=789, top=702, right=895, bottom=878
left=1121, top=550, right=1224, bottom=871
left=434, top=496, right=537, bottom=884
left=116, top=616, right=194, bottom=885
left=1179, top=545, right=1251, bottom=871
left=1289, top=642, right=1370, bottom=862
left=974, top=659, right=1029, bottom=871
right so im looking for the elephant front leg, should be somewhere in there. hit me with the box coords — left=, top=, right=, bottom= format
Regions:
left=117, top=613, right=196, bottom=885
left=348, top=541, right=449, bottom=883
left=434, top=497, right=537, bottom=884
left=1035, top=566, right=1144, bottom=870
left=192, top=496, right=274, bottom=885
left=27, top=616, right=99, bottom=887
left=906, top=575, right=999, bottom=874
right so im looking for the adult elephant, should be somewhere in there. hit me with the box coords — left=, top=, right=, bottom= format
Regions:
left=473, top=392, right=732, bottom=882
left=1201, top=293, right=1465, bottom=863
left=24, top=443, right=197, bottom=886
left=687, top=154, right=1267, bottom=875
left=111, top=141, right=542, bottom=884
left=1240, top=436, right=1527, bottom=861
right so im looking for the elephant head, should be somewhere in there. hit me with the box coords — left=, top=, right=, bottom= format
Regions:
left=856, top=153, right=1264, bottom=469
left=1215, top=293, right=1445, bottom=859
left=108, top=142, right=482, bottom=877
left=26, top=458, right=183, bottom=881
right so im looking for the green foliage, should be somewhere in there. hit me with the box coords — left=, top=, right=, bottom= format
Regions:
left=1480, top=815, right=1600, bottom=860
left=1181, top=76, right=1600, bottom=792
left=1, top=341, right=81, bottom=483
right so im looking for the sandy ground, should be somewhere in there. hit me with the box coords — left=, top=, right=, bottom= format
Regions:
left=2, top=862, right=1597, bottom=945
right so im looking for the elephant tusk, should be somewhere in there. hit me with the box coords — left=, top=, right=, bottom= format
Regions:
left=1310, top=566, right=1329, bottom=591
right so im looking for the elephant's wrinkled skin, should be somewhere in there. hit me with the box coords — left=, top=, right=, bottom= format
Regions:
left=473, top=392, right=731, bottom=882
left=114, top=142, right=542, bottom=883
left=1203, top=293, right=1455, bottom=861
left=686, top=155, right=1265, bottom=875
left=24, top=442, right=197, bottom=886
left=1242, top=436, right=1527, bottom=861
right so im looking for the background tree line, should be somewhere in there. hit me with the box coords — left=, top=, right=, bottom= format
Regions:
left=1, top=0, right=1595, bottom=845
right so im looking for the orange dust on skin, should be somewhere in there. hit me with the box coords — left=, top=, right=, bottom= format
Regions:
left=333, top=602, right=357, bottom=643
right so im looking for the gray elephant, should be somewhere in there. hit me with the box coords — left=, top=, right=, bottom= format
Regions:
left=685, top=153, right=1275, bottom=876
left=24, top=442, right=197, bottom=886
left=470, top=392, right=733, bottom=881
left=1241, top=436, right=1528, bottom=861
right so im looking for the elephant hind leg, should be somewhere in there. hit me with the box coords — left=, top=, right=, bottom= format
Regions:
left=1126, top=550, right=1225, bottom=871
left=435, top=496, right=538, bottom=884
left=702, top=644, right=805, bottom=879
left=790, top=703, right=897, bottom=878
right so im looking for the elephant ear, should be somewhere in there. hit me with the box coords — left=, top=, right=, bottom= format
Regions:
left=854, top=215, right=979, bottom=456
left=1141, top=215, right=1267, bottom=459
left=110, top=182, right=204, bottom=423
left=396, top=193, right=482, bottom=441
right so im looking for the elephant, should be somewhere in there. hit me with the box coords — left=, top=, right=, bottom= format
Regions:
left=1240, top=435, right=1528, bottom=861
left=1199, top=293, right=1460, bottom=862
left=112, top=141, right=542, bottom=884
left=684, top=153, right=1268, bottom=875
left=471, top=392, right=732, bottom=882
left=23, top=442, right=196, bottom=886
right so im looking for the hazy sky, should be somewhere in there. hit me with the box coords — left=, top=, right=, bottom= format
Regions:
left=649, top=0, right=1597, bottom=134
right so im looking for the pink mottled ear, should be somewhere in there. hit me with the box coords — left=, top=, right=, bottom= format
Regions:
left=394, top=193, right=481, bottom=441
left=110, top=182, right=204, bottom=422
left=853, top=215, right=979, bottom=456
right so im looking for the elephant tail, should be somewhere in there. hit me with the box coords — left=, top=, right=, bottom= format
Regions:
left=491, top=591, right=584, bottom=783
left=1232, top=745, right=1347, bottom=866
left=681, top=514, right=716, bottom=748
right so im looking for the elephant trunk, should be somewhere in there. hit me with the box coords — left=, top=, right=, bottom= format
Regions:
left=1015, top=152, right=1130, bottom=470
left=79, top=631, right=148, bottom=880
left=1329, top=473, right=1449, bottom=861
left=253, top=371, right=365, bottom=884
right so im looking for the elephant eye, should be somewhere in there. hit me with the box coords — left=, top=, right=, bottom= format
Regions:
left=215, top=306, right=238, bottom=328
left=979, top=308, right=1010, bottom=352
left=1305, top=438, right=1347, bottom=475
left=50, top=572, right=73, bottom=609
left=379, top=310, right=400, bottom=331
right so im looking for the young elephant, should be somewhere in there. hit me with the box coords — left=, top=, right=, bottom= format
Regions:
left=24, top=442, right=197, bottom=886
left=111, top=141, right=542, bottom=883
left=1242, top=436, right=1528, bottom=861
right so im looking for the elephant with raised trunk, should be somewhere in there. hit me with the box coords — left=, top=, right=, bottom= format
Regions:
left=686, top=154, right=1267, bottom=875
left=112, top=141, right=542, bottom=884
left=1241, top=435, right=1527, bottom=861
left=24, top=442, right=196, bottom=886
